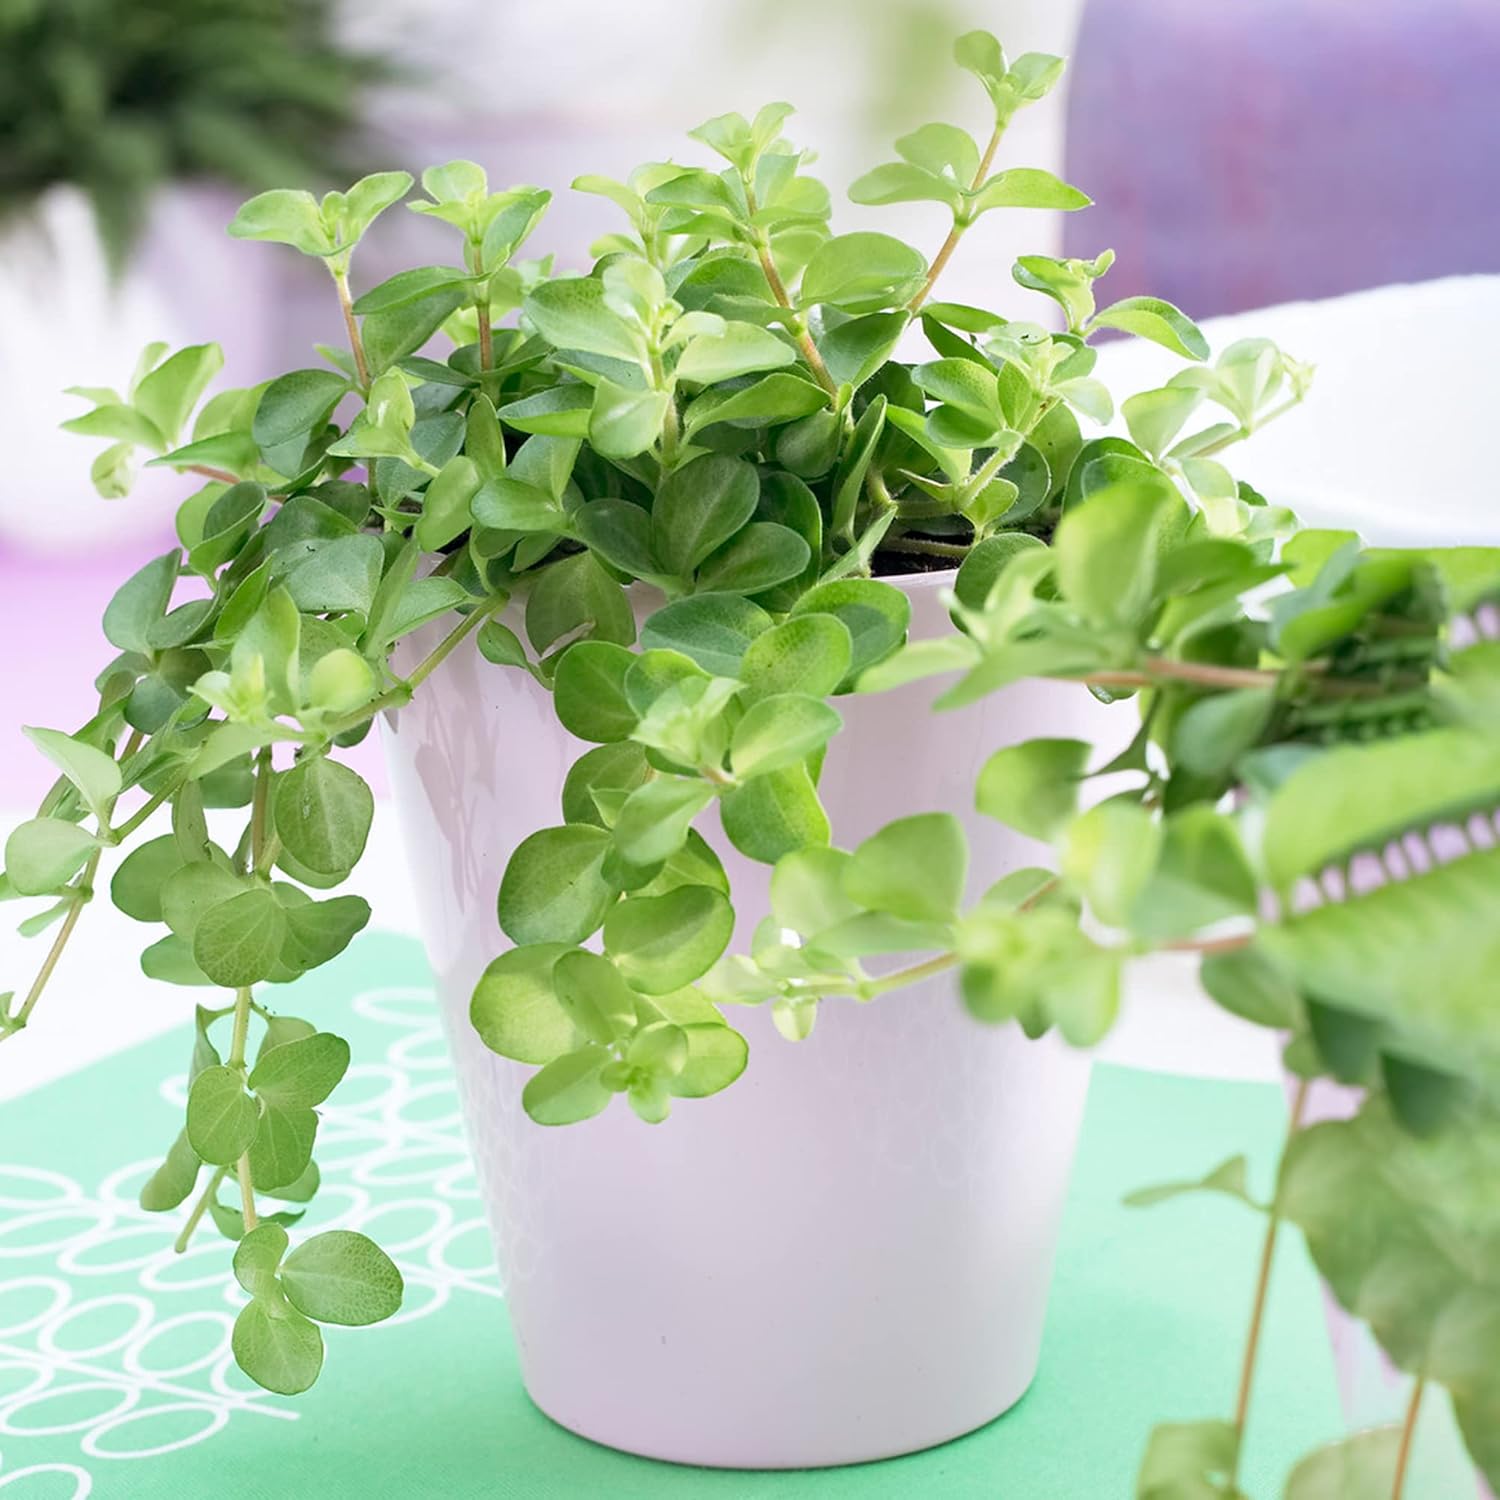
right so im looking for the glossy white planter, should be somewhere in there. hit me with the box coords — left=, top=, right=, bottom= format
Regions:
left=382, top=572, right=1112, bottom=1468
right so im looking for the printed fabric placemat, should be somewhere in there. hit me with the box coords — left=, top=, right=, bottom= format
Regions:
left=0, top=932, right=1346, bottom=1498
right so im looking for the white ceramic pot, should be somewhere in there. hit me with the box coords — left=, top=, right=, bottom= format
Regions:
left=382, top=571, right=1112, bottom=1468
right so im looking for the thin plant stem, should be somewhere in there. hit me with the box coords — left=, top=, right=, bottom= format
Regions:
left=1390, top=1378, right=1426, bottom=1500
left=862, top=951, right=959, bottom=998
left=954, top=432, right=1024, bottom=512
left=2, top=726, right=144, bottom=1043
left=476, top=296, right=494, bottom=376
left=175, top=1165, right=230, bottom=1253
left=111, top=784, right=174, bottom=842
left=659, top=395, right=681, bottom=470
left=650, top=348, right=680, bottom=470
left=840, top=879, right=1060, bottom=1002
left=0, top=850, right=101, bottom=1041
left=1187, top=398, right=1304, bottom=459
left=237, top=1156, right=259, bottom=1233
left=740, top=179, right=838, bottom=397
left=228, top=986, right=253, bottom=1070
left=230, top=753, right=274, bottom=1238
left=882, top=535, right=972, bottom=562
left=1082, top=663, right=1285, bottom=693
left=1161, top=932, right=1254, bottom=957
left=755, top=241, right=837, bottom=395
left=1231, top=1078, right=1311, bottom=1481
left=322, top=593, right=508, bottom=738
left=254, top=834, right=283, bottom=879
left=188, top=464, right=240, bottom=485
left=332, top=266, right=370, bottom=390
left=247, top=748, right=273, bottom=878
left=908, top=124, right=1004, bottom=312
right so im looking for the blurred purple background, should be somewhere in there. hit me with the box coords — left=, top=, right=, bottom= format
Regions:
left=1064, top=0, right=1500, bottom=313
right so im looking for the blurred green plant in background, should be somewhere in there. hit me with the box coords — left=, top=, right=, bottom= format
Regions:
left=0, top=0, right=395, bottom=271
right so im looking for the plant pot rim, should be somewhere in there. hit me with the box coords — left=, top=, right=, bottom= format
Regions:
left=871, top=564, right=959, bottom=590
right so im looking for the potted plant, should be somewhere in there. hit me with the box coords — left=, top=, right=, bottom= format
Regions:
left=6, top=29, right=1498, bottom=1489
left=0, top=0, right=391, bottom=550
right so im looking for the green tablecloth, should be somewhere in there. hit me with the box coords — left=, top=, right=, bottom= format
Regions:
left=0, top=933, right=1346, bottom=1497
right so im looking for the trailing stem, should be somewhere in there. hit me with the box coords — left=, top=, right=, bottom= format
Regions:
left=331, top=265, right=370, bottom=389
left=229, top=755, right=275, bottom=1234
left=741, top=180, right=838, bottom=397
left=0, top=726, right=143, bottom=1043
left=1390, top=1378, right=1426, bottom=1500
left=908, top=123, right=1004, bottom=312
left=1078, top=657, right=1387, bottom=700
left=0, top=850, right=101, bottom=1042
left=755, top=240, right=837, bottom=396
left=175, top=1165, right=229, bottom=1253
left=1230, top=1078, right=1311, bottom=1484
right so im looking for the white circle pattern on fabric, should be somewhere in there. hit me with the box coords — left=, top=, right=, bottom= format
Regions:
left=0, top=980, right=498, bottom=1486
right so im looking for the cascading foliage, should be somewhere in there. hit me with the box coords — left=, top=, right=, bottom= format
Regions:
left=5, top=29, right=1497, bottom=1495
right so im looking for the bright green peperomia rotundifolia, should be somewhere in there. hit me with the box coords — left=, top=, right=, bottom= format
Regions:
left=5, top=31, right=1497, bottom=1496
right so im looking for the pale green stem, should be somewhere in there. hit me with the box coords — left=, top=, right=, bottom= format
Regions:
left=1390, top=1378, right=1426, bottom=1500
left=331, top=266, right=370, bottom=390
left=323, top=593, right=507, bottom=736
left=908, top=124, right=1005, bottom=312
left=2, top=727, right=143, bottom=1043
left=1230, top=1078, right=1310, bottom=1483
left=174, top=1164, right=230, bottom=1253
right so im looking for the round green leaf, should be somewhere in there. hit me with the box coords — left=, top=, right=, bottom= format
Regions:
left=695, top=522, right=810, bottom=595
left=280, top=1229, right=404, bottom=1326
left=161, top=863, right=246, bottom=941
left=720, top=766, right=830, bottom=865
left=553, top=642, right=637, bottom=744
left=497, top=826, right=616, bottom=945
left=470, top=943, right=577, bottom=1064
left=612, top=778, right=717, bottom=867
left=551, top=949, right=639, bottom=1043
left=561, top=743, right=651, bottom=828
left=525, top=552, right=635, bottom=654
left=279, top=893, right=372, bottom=975
left=729, top=694, right=841, bottom=778
left=23, top=727, right=121, bottom=821
left=4, top=819, right=99, bottom=896
left=1089, top=296, right=1209, bottom=361
left=103, top=550, right=180, bottom=654
left=249, top=1033, right=351, bottom=1109
left=790, top=580, right=910, bottom=686
left=1061, top=801, right=1164, bottom=928
left=192, top=888, right=289, bottom=988
left=522, top=1044, right=614, bottom=1126
left=233, top=1222, right=289, bottom=1298
left=138, top=1129, right=202, bottom=1213
left=186, top=1065, right=260, bottom=1165
left=231, top=1296, right=324, bottom=1396
left=738, top=615, right=853, bottom=704
left=274, top=758, right=374, bottom=876
left=640, top=594, right=773, bottom=678
left=604, top=885, right=735, bottom=994
left=671, top=1023, right=750, bottom=1098
left=798, top=232, right=927, bottom=312
left=975, top=738, right=1092, bottom=841
left=652, top=454, right=760, bottom=577
left=844, top=813, right=968, bottom=924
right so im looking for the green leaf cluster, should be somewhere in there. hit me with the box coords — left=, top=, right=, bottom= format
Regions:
left=18, top=28, right=1500, bottom=1478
